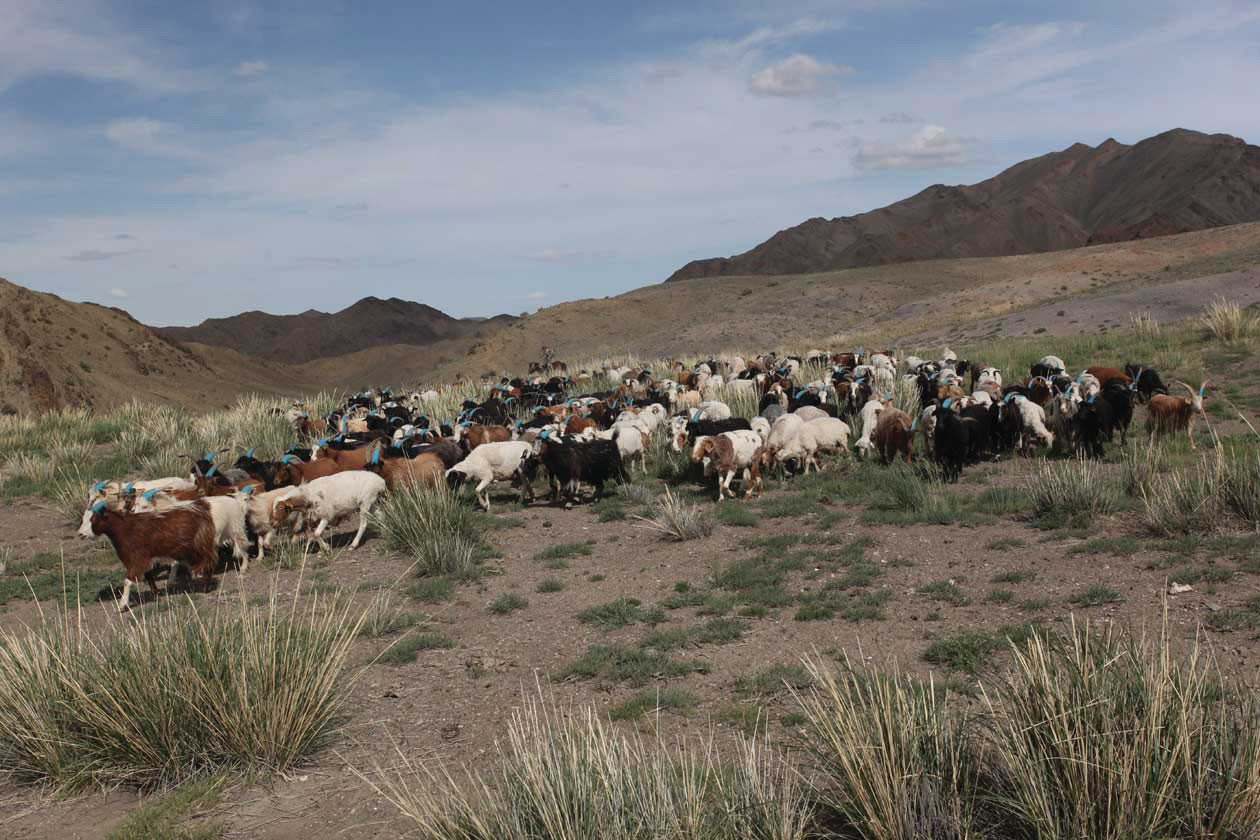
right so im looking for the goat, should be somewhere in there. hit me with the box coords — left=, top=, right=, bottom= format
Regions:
left=271, top=470, right=387, bottom=551
left=446, top=440, right=536, bottom=510
left=1147, top=381, right=1207, bottom=448
left=535, top=435, right=623, bottom=507
left=363, top=449, right=446, bottom=489
left=79, top=500, right=217, bottom=611
left=593, top=425, right=649, bottom=474
left=273, top=453, right=344, bottom=486
left=671, top=416, right=752, bottom=452
left=692, top=431, right=764, bottom=500
left=1005, top=394, right=1055, bottom=452
left=129, top=489, right=252, bottom=572
left=873, top=408, right=914, bottom=464
left=854, top=399, right=884, bottom=458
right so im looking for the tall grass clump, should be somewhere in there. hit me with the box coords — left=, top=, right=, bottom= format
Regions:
left=794, top=656, right=979, bottom=840
left=986, top=617, right=1260, bottom=840
left=1201, top=297, right=1258, bottom=342
left=1130, top=311, right=1161, bottom=339
left=373, top=484, right=487, bottom=578
left=366, top=691, right=811, bottom=840
left=1220, top=450, right=1260, bottom=528
left=1139, top=456, right=1222, bottom=536
left=1027, top=457, right=1118, bottom=526
left=0, top=594, right=360, bottom=790
left=1119, top=443, right=1164, bottom=498
left=633, top=487, right=714, bottom=541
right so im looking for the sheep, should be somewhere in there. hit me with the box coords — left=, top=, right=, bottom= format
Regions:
left=691, top=430, right=764, bottom=500
left=1033, top=355, right=1067, bottom=377
left=854, top=399, right=885, bottom=458
left=79, top=500, right=217, bottom=611
left=446, top=440, right=536, bottom=510
left=130, top=489, right=252, bottom=572
left=1147, top=381, right=1207, bottom=448
left=873, top=408, right=914, bottom=464
left=750, top=416, right=772, bottom=444
left=271, top=470, right=387, bottom=551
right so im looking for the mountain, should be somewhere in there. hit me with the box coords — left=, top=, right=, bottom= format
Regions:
left=667, top=129, right=1260, bottom=282
left=0, top=278, right=302, bottom=412
left=158, top=297, right=518, bottom=364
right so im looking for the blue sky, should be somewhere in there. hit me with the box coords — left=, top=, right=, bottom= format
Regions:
left=3, top=1, right=1260, bottom=326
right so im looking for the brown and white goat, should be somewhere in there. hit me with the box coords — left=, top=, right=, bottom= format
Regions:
left=459, top=423, right=512, bottom=452
left=1147, top=381, right=1207, bottom=448
left=692, top=431, right=764, bottom=500
left=80, top=501, right=217, bottom=611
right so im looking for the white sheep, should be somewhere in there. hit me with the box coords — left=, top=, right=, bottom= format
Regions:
left=272, top=471, right=387, bottom=551
left=750, top=416, right=771, bottom=444
left=694, top=400, right=731, bottom=421
left=446, top=440, right=535, bottom=510
left=765, top=413, right=806, bottom=471
left=1037, top=355, right=1066, bottom=375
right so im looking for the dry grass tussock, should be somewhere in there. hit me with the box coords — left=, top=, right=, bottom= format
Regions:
left=0, top=591, right=361, bottom=790
left=1200, top=297, right=1258, bottom=341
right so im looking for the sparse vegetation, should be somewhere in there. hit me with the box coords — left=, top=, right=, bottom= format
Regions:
left=633, top=487, right=714, bottom=541
left=1027, top=457, right=1119, bottom=527
left=374, top=484, right=490, bottom=578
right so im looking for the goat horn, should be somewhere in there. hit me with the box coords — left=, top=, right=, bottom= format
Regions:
left=1174, top=380, right=1196, bottom=398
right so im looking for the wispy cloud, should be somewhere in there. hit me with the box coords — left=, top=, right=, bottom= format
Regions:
left=234, top=59, right=268, bottom=77
left=527, top=290, right=546, bottom=300
left=853, top=125, right=977, bottom=171
left=66, top=248, right=136, bottom=262
left=109, top=287, right=128, bottom=298
left=749, top=53, right=851, bottom=96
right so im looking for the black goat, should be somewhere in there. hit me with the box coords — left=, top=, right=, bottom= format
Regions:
left=536, top=436, right=624, bottom=506
left=1124, top=363, right=1168, bottom=404
left=934, top=407, right=977, bottom=483
left=1073, top=393, right=1114, bottom=459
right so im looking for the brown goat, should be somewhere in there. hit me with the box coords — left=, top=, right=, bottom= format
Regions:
left=692, top=434, right=764, bottom=500
left=462, top=424, right=512, bottom=452
left=364, top=452, right=445, bottom=489
left=274, top=456, right=343, bottom=487
left=312, top=440, right=386, bottom=470
left=874, top=408, right=914, bottom=464
left=82, top=502, right=217, bottom=611
left=1147, top=380, right=1207, bottom=448
left=1085, top=366, right=1132, bottom=387
left=564, top=415, right=598, bottom=437
left=194, top=474, right=264, bottom=497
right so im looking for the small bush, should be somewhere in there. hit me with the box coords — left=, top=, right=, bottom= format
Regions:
left=715, top=502, right=760, bottom=527
left=377, top=632, right=455, bottom=665
left=633, top=487, right=714, bottom=541
left=577, top=597, right=664, bottom=628
left=1027, top=457, right=1119, bottom=526
left=533, top=542, right=593, bottom=562
left=358, top=591, right=422, bottom=638
left=1140, top=456, right=1223, bottom=537
left=608, top=687, right=698, bottom=721
left=916, top=579, right=971, bottom=607
left=536, top=577, right=565, bottom=593
left=1201, top=296, right=1258, bottom=341
left=1068, top=584, right=1123, bottom=607
left=558, top=644, right=709, bottom=686
left=373, top=484, right=488, bottom=578
left=489, top=593, right=529, bottom=614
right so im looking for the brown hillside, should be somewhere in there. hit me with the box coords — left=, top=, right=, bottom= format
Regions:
left=450, top=221, right=1260, bottom=377
left=0, top=278, right=305, bottom=412
left=158, top=296, right=517, bottom=364
left=667, top=129, right=1260, bottom=282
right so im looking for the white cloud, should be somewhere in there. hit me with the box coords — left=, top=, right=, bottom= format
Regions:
left=234, top=60, right=268, bottom=77
left=109, top=287, right=128, bottom=298
left=0, top=0, right=194, bottom=93
left=749, top=53, right=851, bottom=96
left=66, top=248, right=134, bottom=262
left=853, top=125, right=977, bottom=171
left=527, top=290, right=546, bottom=300
left=105, top=117, right=165, bottom=146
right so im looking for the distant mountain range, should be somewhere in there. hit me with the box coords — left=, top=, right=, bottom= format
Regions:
left=667, top=128, right=1260, bottom=281
left=157, top=297, right=517, bottom=364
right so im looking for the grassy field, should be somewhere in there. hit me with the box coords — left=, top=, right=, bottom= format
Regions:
left=1, top=309, right=1259, bottom=839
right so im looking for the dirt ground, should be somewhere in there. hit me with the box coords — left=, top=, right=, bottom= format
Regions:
left=2, top=444, right=1259, bottom=838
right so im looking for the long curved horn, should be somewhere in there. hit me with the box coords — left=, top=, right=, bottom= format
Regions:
left=1174, top=380, right=1197, bottom=398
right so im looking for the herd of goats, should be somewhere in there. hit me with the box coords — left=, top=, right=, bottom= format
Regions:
left=74, top=349, right=1207, bottom=610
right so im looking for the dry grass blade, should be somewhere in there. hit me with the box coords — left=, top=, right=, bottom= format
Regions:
left=632, top=487, right=714, bottom=541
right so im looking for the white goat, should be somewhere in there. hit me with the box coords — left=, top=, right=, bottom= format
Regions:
left=272, top=471, right=386, bottom=551
left=1007, top=394, right=1055, bottom=451
left=130, top=490, right=252, bottom=571
left=446, top=440, right=535, bottom=510
left=854, top=399, right=885, bottom=458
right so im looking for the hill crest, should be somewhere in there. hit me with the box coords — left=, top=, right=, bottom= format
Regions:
left=666, top=128, right=1260, bottom=282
